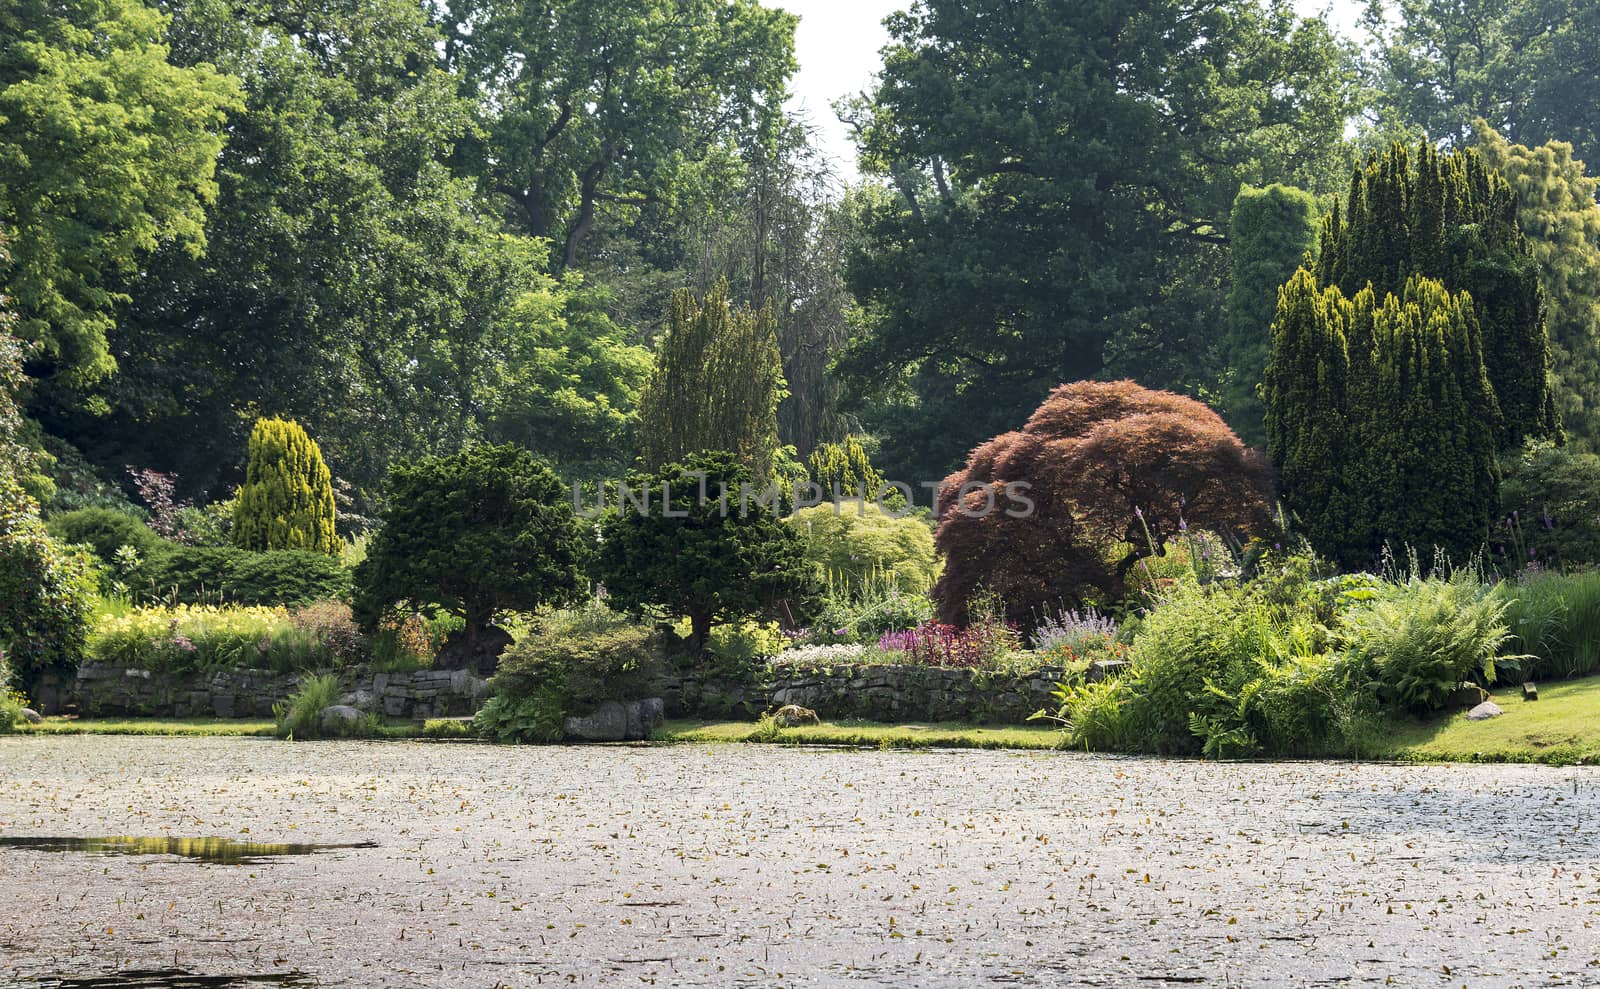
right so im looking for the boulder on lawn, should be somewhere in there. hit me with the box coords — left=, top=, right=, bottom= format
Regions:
left=562, top=700, right=629, bottom=742
left=1465, top=701, right=1503, bottom=721
left=1522, top=682, right=1539, bottom=701
left=18, top=708, right=42, bottom=725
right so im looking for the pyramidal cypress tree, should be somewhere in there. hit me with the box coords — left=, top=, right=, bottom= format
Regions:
left=233, top=417, right=338, bottom=554
left=1265, top=269, right=1501, bottom=567
left=1314, top=141, right=1557, bottom=447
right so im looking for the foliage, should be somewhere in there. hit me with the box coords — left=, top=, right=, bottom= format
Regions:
left=88, top=602, right=365, bottom=675
left=139, top=546, right=351, bottom=608
left=1266, top=269, right=1503, bottom=569
left=0, top=683, right=25, bottom=732
left=1337, top=578, right=1515, bottom=714
left=1497, top=441, right=1600, bottom=569
left=671, top=619, right=787, bottom=670
left=354, top=444, right=587, bottom=655
left=1221, top=184, right=1319, bottom=446
left=1472, top=120, right=1600, bottom=453
left=274, top=673, right=370, bottom=739
left=1312, top=141, right=1557, bottom=449
left=1494, top=569, right=1600, bottom=682
left=836, top=0, right=1358, bottom=481
left=0, top=0, right=240, bottom=391
left=1363, top=0, right=1600, bottom=167
left=46, top=508, right=163, bottom=565
left=233, top=419, right=338, bottom=554
left=445, top=0, right=796, bottom=270
left=1032, top=608, right=1129, bottom=671
left=476, top=601, right=661, bottom=743
left=785, top=503, right=936, bottom=595
left=77, top=0, right=532, bottom=503
left=481, top=279, right=651, bottom=479
left=933, top=380, right=1275, bottom=625
left=636, top=282, right=787, bottom=483
left=596, top=451, right=808, bottom=657
left=1035, top=677, right=1137, bottom=753
left=877, top=616, right=1019, bottom=670
left=801, top=577, right=933, bottom=646
left=0, top=472, right=93, bottom=681
left=805, top=436, right=884, bottom=500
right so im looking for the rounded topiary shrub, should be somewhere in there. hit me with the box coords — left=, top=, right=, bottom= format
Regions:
left=46, top=507, right=165, bottom=565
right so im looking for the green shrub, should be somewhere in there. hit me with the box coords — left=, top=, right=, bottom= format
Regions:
left=0, top=475, right=94, bottom=683
left=1121, top=582, right=1259, bottom=754
left=354, top=444, right=587, bottom=665
left=274, top=673, right=368, bottom=739
left=476, top=602, right=661, bottom=743
left=671, top=618, right=786, bottom=669
left=1499, top=440, right=1600, bottom=569
left=596, top=451, right=809, bottom=658
left=0, top=648, right=24, bottom=731
left=805, top=577, right=933, bottom=644
left=1496, top=569, right=1600, bottom=680
left=46, top=508, right=164, bottom=564
left=1337, top=578, right=1517, bottom=713
left=1038, top=677, right=1136, bottom=751
left=140, top=545, right=351, bottom=607
left=233, top=418, right=338, bottom=554
left=787, top=503, right=937, bottom=597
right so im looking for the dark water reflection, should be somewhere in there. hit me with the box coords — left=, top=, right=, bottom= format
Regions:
left=0, top=835, right=374, bottom=864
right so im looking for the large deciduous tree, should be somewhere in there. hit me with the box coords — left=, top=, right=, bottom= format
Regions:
left=1363, top=0, right=1600, bottom=166
left=443, top=0, right=797, bottom=271
left=933, top=381, right=1275, bottom=626
left=64, top=0, right=529, bottom=502
left=0, top=0, right=239, bottom=392
left=837, top=0, right=1358, bottom=482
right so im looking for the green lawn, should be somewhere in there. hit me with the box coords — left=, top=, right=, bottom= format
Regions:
left=10, top=676, right=1598, bottom=764
left=17, top=717, right=278, bottom=737
left=1380, top=676, right=1600, bottom=765
left=660, top=718, right=1065, bottom=750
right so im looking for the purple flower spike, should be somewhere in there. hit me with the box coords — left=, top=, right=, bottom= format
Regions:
left=1544, top=510, right=1554, bottom=531
left=1134, top=506, right=1143, bottom=519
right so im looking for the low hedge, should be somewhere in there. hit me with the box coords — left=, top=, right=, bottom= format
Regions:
left=139, top=545, right=351, bottom=606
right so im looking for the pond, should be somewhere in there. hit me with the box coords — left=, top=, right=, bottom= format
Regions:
left=0, top=736, right=1595, bottom=987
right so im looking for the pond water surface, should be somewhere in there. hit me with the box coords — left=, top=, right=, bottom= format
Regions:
left=0, top=736, right=1595, bottom=986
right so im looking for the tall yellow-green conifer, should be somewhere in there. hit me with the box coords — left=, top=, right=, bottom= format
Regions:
left=232, top=418, right=337, bottom=554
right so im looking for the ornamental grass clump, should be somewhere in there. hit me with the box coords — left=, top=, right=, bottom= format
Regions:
left=88, top=603, right=367, bottom=674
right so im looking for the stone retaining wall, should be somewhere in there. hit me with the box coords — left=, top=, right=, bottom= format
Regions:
left=660, top=663, right=1071, bottom=725
left=33, top=663, right=488, bottom=720
left=32, top=660, right=1074, bottom=727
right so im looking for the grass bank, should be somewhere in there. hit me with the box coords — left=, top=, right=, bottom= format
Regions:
left=11, top=675, right=1597, bottom=763
left=13, top=716, right=473, bottom=740
left=1377, top=676, right=1600, bottom=765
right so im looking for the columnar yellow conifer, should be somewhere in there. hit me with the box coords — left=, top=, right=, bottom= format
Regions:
left=232, top=418, right=338, bottom=554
